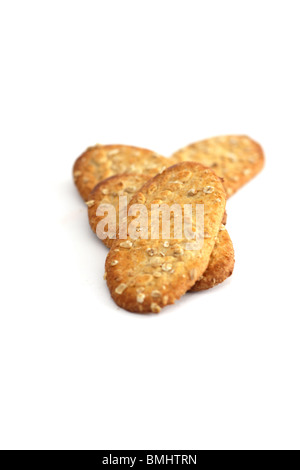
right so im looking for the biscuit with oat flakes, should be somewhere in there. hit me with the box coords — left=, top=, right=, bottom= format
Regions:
left=105, top=162, right=226, bottom=313
left=87, top=173, right=228, bottom=247
left=87, top=173, right=150, bottom=248
left=88, top=173, right=232, bottom=291
left=171, top=135, right=264, bottom=197
left=73, top=144, right=174, bottom=201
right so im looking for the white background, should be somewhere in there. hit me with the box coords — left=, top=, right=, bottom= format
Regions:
left=0, top=0, right=299, bottom=450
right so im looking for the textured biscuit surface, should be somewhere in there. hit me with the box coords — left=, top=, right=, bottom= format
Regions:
left=172, top=135, right=264, bottom=197
left=191, top=225, right=235, bottom=291
left=73, top=144, right=174, bottom=201
left=88, top=173, right=227, bottom=247
left=105, top=162, right=226, bottom=313
left=88, top=173, right=232, bottom=290
left=88, top=174, right=150, bottom=248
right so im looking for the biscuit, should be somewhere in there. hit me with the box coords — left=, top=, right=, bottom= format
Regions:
left=88, top=173, right=227, bottom=247
left=73, top=144, right=174, bottom=201
left=171, top=135, right=264, bottom=197
left=88, top=173, right=150, bottom=248
left=88, top=173, right=232, bottom=291
left=105, top=162, right=226, bottom=313
left=89, top=173, right=232, bottom=292
left=190, top=225, right=235, bottom=291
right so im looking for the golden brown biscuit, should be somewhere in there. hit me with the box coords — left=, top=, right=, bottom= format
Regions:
left=73, top=144, right=174, bottom=201
left=88, top=173, right=233, bottom=292
left=87, top=173, right=227, bottom=247
left=88, top=174, right=150, bottom=248
left=105, top=162, right=226, bottom=313
left=171, top=135, right=264, bottom=197
left=191, top=225, right=235, bottom=291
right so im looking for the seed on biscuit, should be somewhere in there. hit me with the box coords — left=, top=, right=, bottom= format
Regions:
left=153, top=271, right=162, bottom=278
left=162, top=263, right=173, bottom=272
left=227, top=152, right=237, bottom=162
left=137, top=293, right=146, bottom=304
left=74, top=170, right=82, bottom=178
left=150, top=257, right=163, bottom=267
left=110, top=260, right=119, bottom=266
left=219, top=224, right=226, bottom=231
left=101, top=188, right=109, bottom=195
left=107, top=149, right=120, bottom=156
left=115, top=283, right=127, bottom=294
left=188, top=188, right=197, bottom=196
left=86, top=200, right=95, bottom=207
left=146, top=248, right=156, bottom=257
left=229, top=175, right=239, bottom=182
left=163, top=241, right=170, bottom=248
left=173, top=245, right=184, bottom=256
left=203, top=186, right=214, bottom=194
left=151, top=290, right=162, bottom=299
left=151, top=303, right=161, bottom=313
left=120, top=240, right=133, bottom=249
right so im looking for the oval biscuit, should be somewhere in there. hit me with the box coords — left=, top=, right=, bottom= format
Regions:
left=105, top=162, right=226, bottom=313
left=73, top=144, right=174, bottom=201
left=172, top=135, right=264, bottom=198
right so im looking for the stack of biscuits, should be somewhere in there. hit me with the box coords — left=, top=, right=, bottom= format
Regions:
left=73, top=136, right=264, bottom=314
